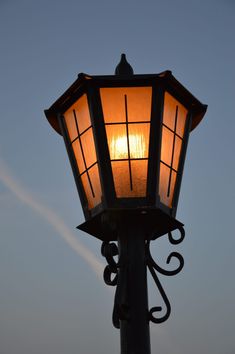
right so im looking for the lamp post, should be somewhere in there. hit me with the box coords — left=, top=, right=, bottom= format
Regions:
left=44, top=54, right=207, bottom=354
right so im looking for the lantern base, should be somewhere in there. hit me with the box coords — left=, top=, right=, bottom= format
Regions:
left=77, top=208, right=183, bottom=241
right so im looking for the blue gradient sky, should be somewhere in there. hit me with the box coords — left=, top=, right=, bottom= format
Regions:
left=0, top=1, right=234, bottom=353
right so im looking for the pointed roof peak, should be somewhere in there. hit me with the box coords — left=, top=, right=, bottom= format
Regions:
left=115, top=53, right=134, bottom=76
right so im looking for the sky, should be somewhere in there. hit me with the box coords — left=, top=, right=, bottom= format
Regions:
left=0, top=0, right=234, bottom=353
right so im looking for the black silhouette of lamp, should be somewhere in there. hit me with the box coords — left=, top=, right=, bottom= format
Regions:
left=45, top=54, right=207, bottom=354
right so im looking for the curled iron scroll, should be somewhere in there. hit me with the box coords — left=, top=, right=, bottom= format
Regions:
left=146, top=226, right=185, bottom=324
left=101, top=241, right=118, bottom=286
left=101, top=241, right=128, bottom=328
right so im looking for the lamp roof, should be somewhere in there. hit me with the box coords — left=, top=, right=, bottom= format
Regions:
left=45, top=70, right=207, bottom=135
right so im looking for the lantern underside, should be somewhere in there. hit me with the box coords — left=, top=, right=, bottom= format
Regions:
left=77, top=208, right=183, bottom=241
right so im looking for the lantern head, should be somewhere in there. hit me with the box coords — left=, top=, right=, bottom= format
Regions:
left=45, top=54, right=207, bottom=241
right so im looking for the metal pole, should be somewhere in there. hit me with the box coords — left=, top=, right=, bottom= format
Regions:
left=118, top=219, right=151, bottom=354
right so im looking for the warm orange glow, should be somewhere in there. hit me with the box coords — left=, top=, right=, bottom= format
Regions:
left=112, top=160, right=148, bottom=197
left=108, top=128, right=149, bottom=197
left=64, top=94, right=91, bottom=140
left=109, top=133, right=147, bottom=160
left=81, top=164, right=102, bottom=209
left=100, top=87, right=152, bottom=123
left=162, top=92, right=187, bottom=137
left=100, top=87, right=152, bottom=198
left=64, top=94, right=102, bottom=210
left=159, top=163, right=177, bottom=206
left=159, top=92, right=188, bottom=208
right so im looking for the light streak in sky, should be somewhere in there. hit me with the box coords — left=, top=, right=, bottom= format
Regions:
left=0, top=158, right=104, bottom=280
left=0, top=159, right=174, bottom=342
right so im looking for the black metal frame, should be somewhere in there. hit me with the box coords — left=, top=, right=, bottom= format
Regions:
left=45, top=65, right=207, bottom=242
left=44, top=56, right=207, bottom=354
left=101, top=218, right=185, bottom=349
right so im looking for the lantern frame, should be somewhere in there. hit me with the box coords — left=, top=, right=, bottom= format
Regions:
left=44, top=57, right=208, bottom=351
left=45, top=70, right=207, bottom=241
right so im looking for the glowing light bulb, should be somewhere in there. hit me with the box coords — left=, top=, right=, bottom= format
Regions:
left=110, top=133, right=146, bottom=160
left=129, top=134, right=146, bottom=158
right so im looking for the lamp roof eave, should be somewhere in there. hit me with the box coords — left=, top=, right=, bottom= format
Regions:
left=44, top=71, right=207, bottom=136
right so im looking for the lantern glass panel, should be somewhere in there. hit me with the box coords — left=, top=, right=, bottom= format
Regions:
left=111, top=160, right=148, bottom=197
left=81, top=164, right=102, bottom=209
left=159, top=92, right=188, bottom=207
left=106, top=124, right=129, bottom=160
left=162, top=92, right=187, bottom=136
left=64, top=94, right=102, bottom=210
left=72, top=140, right=85, bottom=173
left=80, top=129, right=97, bottom=168
left=100, top=87, right=152, bottom=198
left=128, top=124, right=150, bottom=158
left=100, top=87, right=152, bottom=123
left=159, top=163, right=177, bottom=206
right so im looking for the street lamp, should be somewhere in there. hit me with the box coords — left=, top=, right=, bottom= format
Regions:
left=45, top=54, right=207, bottom=354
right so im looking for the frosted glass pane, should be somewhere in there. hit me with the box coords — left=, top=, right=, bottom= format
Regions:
left=74, top=94, right=91, bottom=133
left=161, top=127, right=173, bottom=166
left=176, top=105, right=187, bottom=137
left=111, top=160, right=148, bottom=198
left=106, top=125, right=128, bottom=160
left=88, top=164, right=102, bottom=207
left=80, top=128, right=97, bottom=168
left=163, top=92, right=187, bottom=137
left=112, top=161, right=130, bottom=197
left=124, top=87, right=152, bottom=122
left=81, top=164, right=102, bottom=209
left=100, top=88, right=126, bottom=123
left=72, top=139, right=85, bottom=174
left=106, top=123, right=150, bottom=160
left=131, top=160, right=148, bottom=196
left=64, top=110, right=78, bottom=142
left=159, top=163, right=177, bottom=207
left=100, top=87, right=152, bottom=123
left=128, top=124, right=150, bottom=159
left=81, top=173, right=92, bottom=207
left=64, top=94, right=91, bottom=136
left=163, top=93, right=176, bottom=130
left=172, top=136, right=182, bottom=171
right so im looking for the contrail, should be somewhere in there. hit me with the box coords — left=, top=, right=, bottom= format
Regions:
left=0, top=158, right=104, bottom=280
left=0, top=160, right=177, bottom=348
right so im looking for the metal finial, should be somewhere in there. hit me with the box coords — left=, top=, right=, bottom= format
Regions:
left=115, top=53, right=134, bottom=76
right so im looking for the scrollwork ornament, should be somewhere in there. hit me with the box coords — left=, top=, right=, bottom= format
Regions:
left=101, top=241, right=118, bottom=286
left=101, top=226, right=185, bottom=328
left=146, top=226, right=185, bottom=324
left=101, top=241, right=129, bottom=328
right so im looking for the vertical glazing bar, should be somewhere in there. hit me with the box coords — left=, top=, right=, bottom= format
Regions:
left=167, top=106, right=178, bottom=197
left=124, top=94, right=133, bottom=191
left=87, top=83, right=116, bottom=207
left=147, top=84, right=163, bottom=205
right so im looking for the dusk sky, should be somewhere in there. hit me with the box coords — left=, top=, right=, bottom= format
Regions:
left=0, top=1, right=234, bottom=353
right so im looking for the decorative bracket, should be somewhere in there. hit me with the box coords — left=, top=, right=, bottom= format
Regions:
left=101, top=226, right=185, bottom=328
left=146, top=226, right=185, bottom=323
left=101, top=241, right=123, bottom=328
